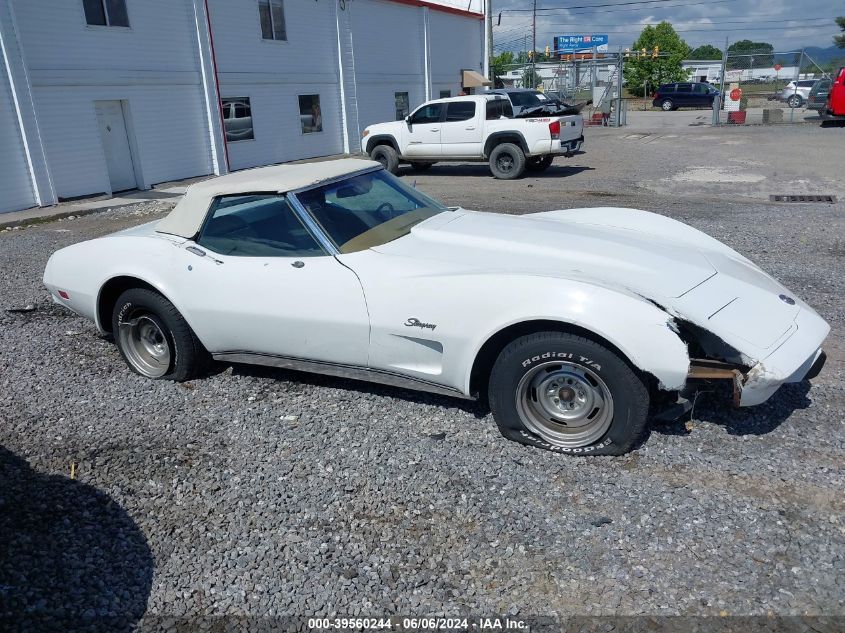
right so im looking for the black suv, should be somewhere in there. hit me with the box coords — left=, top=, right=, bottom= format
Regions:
left=652, top=82, right=719, bottom=111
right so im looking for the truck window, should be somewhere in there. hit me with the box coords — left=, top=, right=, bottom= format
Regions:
left=409, top=103, right=443, bottom=125
left=445, top=102, right=476, bottom=122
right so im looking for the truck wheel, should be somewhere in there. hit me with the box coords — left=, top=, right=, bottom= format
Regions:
left=489, top=143, right=526, bottom=179
left=370, top=144, right=399, bottom=174
left=488, top=332, right=650, bottom=456
left=526, top=155, right=554, bottom=172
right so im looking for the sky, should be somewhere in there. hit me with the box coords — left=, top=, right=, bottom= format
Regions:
left=481, top=0, right=843, bottom=56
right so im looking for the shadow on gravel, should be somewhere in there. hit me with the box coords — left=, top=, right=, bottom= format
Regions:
left=400, top=164, right=595, bottom=179
left=226, top=363, right=490, bottom=419
left=0, top=446, right=153, bottom=632
left=652, top=381, right=812, bottom=437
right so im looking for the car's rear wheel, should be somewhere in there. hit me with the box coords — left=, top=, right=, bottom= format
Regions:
left=488, top=332, right=650, bottom=455
left=112, top=288, right=208, bottom=381
left=526, top=155, right=554, bottom=172
left=489, top=143, right=526, bottom=179
left=369, top=144, right=399, bottom=174
left=787, top=95, right=802, bottom=108
left=661, top=99, right=675, bottom=111
left=410, top=161, right=435, bottom=171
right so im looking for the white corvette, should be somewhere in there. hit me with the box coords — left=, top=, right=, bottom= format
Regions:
left=44, top=159, right=829, bottom=455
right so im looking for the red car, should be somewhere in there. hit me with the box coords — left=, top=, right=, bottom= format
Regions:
left=827, top=66, right=845, bottom=118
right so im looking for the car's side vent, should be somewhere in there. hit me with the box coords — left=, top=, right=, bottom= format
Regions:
left=770, top=195, right=837, bottom=203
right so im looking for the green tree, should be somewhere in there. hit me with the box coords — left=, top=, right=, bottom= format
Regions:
left=623, top=22, right=690, bottom=97
left=689, top=44, right=722, bottom=60
left=835, top=16, right=845, bottom=48
left=726, top=40, right=774, bottom=69
left=521, top=67, right=542, bottom=89
left=491, top=51, right=515, bottom=79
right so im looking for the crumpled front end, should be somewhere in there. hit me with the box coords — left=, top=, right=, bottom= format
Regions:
left=671, top=255, right=830, bottom=407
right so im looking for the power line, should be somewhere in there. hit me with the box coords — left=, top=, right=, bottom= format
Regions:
left=501, top=0, right=739, bottom=13
left=537, top=17, right=833, bottom=28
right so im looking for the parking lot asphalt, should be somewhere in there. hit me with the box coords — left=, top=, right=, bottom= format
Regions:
left=1, top=123, right=843, bottom=626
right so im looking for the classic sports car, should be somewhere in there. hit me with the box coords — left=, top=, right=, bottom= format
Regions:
left=44, top=159, right=829, bottom=455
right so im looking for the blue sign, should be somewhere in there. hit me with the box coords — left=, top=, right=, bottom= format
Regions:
left=554, top=34, right=609, bottom=54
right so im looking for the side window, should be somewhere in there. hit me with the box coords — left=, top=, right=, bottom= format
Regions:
left=83, top=0, right=129, bottom=27
left=663, top=84, right=676, bottom=93
left=259, top=0, right=286, bottom=41
left=485, top=99, right=501, bottom=119
left=221, top=98, right=254, bottom=142
left=677, top=83, right=692, bottom=93
left=197, top=195, right=326, bottom=257
left=298, top=94, right=322, bottom=133
left=694, top=83, right=708, bottom=94
left=409, top=103, right=443, bottom=124
left=394, top=92, right=410, bottom=120
left=445, top=101, right=476, bottom=122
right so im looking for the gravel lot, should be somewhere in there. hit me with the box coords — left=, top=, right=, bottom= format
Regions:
left=1, top=124, right=843, bottom=629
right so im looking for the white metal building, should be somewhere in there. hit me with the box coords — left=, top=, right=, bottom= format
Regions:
left=0, top=0, right=485, bottom=214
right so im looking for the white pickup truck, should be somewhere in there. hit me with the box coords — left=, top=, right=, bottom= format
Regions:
left=361, top=94, right=584, bottom=179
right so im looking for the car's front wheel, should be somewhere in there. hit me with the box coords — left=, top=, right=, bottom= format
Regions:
left=488, top=332, right=650, bottom=455
left=489, top=143, right=526, bottom=179
left=661, top=99, right=675, bottom=111
left=112, top=288, right=209, bottom=381
left=526, top=155, right=554, bottom=172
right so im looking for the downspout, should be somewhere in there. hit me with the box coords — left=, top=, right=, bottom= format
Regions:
left=422, top=7, right=431, bottom=101
left=203, top=0, right=229, bottom=172
left=334, top=2, right=350, bottom=154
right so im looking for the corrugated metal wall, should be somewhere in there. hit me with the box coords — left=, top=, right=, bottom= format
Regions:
left=0, top=0, right=483, bottom=213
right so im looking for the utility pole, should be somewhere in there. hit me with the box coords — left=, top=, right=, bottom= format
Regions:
left=532, top=0, right=536, bottom=88
left=486, top=0, right=494, bottom=83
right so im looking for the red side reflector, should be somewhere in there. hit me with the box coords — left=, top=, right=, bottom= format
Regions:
left=58, top=290, right=69, bottom=299
left=549, top=120, right=561, bottom=140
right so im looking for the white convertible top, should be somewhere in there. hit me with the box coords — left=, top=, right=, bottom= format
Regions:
left=156, top=158, right=379, bottom=238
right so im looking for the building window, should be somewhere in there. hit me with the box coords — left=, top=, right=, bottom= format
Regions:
left=298, top=95, right=322, bottom=134
left=221, top=98, right=254, bottom=142
left=83, top=0, right=129, bottom=27
left=259, top=0, right=286, bottom=41
left=439, top=90, right=451, bottom=99
left=394, top=92, right=409, bottom=120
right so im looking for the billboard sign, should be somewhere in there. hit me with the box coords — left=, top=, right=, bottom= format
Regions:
left=554, top=34, right=609, bottom=54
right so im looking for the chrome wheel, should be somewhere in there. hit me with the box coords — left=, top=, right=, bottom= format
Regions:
left=118, top=313, right=171, bottom=378
left=516, top=361, right=614, bottom=448
left=661, top=100, right=673, bottom=111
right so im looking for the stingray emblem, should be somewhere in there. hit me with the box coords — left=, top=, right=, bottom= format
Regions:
left=405, top=318, right=437, bottom=331
left=779, top=294, right=796, bottom=305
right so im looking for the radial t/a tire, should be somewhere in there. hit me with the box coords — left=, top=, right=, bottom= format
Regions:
left=488, top=332, right=650, bottom=455
left=488, top=142, right=526, bottom=179
left=112, top=288, right=209, bottom=382
left=369, top=144, right=400, bottom=174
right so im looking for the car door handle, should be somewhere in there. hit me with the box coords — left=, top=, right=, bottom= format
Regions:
left=430, top=128, right=439, bottom=132
left=465, top=126, right=476, bottom=130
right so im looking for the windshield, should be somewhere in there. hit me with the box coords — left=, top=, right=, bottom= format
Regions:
left=293, top=169, right=447, bottom=254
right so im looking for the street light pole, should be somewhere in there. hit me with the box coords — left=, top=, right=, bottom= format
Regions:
left=532, top=0, right=536, bottom=88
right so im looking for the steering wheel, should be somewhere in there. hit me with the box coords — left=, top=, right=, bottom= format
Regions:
left=375, top=202, right=395, bottom=222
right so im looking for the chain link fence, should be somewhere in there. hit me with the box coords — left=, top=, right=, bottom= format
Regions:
left=497, top=56, right=625, bottom=125
left=717, top=50, right=829, bottom=126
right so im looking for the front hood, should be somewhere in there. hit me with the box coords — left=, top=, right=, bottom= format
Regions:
left=374, top=209, right=716, bottom=298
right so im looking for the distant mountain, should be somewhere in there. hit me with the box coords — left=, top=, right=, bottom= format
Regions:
left=802, top=45, right=845, bottom=65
